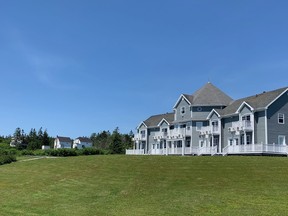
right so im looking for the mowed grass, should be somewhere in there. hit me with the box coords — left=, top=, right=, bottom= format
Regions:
left=1, top=156, right=288, bottom=215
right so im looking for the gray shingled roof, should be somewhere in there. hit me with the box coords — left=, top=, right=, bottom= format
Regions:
left=56, top=136, right=72, bottom=142
left=76, top=137, right=92, bottom=143
left=183, top=82, right=233, bottom=106
left=143, top=113, right=174, bottom=127
left=220, top=87, right=288, bottom=116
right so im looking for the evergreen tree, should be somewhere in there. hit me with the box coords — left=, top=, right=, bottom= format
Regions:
left=109, top=127, right=124, bottom=154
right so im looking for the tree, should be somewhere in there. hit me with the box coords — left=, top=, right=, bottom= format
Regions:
left=109, top=127, right=124, bottom=154
left=42, top=130, right=50, bottom=147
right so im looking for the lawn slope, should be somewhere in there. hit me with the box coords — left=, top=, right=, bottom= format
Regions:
left=0, top=155, right=288, bottom=215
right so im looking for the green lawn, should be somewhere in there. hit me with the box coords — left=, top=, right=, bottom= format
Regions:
left=1, top=155, right=288, bottom=215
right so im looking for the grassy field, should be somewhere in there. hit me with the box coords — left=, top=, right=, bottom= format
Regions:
left=1, top=155, right=288, bottom=215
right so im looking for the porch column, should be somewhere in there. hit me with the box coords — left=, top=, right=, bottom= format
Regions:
left=166, top=141, right=169, bottom=156
left=182, top=138, right=185, bottom=156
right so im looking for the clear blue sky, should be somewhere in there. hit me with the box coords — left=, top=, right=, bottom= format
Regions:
left=0, top=0, right=288, bottom=138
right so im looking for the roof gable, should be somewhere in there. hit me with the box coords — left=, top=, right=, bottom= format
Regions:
left=57, top=136, right=71, bottom=142
left=236, top=101, right=254, bottom=114
left=143, top=113, right=174, bottom=128
left=207, top=109, right=221, bottom=119
left=157, top=118, right=170, bottom=127
left=222, top=86, right=288, bottom=116
left=173, top=94, right=192, bottom=108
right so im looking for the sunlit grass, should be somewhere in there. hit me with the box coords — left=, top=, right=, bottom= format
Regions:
left=0, top=155, right=288, bottom=215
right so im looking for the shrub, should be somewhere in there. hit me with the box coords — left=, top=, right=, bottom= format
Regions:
left=78, top=148, right=104, bottom=155
left=0, top=155, right=16, bottom=165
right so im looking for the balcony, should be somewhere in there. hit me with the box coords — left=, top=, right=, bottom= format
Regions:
left=229, top=120, right=253, bottom=132
left=153, top=131, right=168, bottom=140
left=133, top=133, right=147, bottom=141
left=199, top=125, right=220, bottom=136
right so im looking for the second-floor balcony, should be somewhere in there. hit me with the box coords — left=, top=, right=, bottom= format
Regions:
left=199, top=125, right=220, bottom=136
left=153, top=128, right=187, bottom=140
left=229, top=120, right=253, bottom=132
left=133, top=133, right=147, bottom=141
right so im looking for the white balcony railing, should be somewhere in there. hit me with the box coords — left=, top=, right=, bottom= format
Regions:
left=230, top=120, right=253, bottom=132
left=133, top=133, right=147, bottom=141
left=199, top=126, right=220, bottom=135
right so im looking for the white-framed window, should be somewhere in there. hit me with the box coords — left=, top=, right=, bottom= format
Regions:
left=235, top=138, right=239, bottom=145
left=278, top=113, right=285, bottom=124
left=278, top=135, right=286, bottom=145
left=196, top=122, right=203, bottom=131
left=140, top=130, right=146, bottom=138
left=229, top=139, right=233, bottom=146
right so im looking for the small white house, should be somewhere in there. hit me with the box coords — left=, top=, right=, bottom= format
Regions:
left=54, top=136, right=72, bottom=149
left=73, top=137, right=93, bottom=149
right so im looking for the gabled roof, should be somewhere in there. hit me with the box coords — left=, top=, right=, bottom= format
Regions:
left=174, top=82, right=233, bottom=108
left=207, top=109, right=221, bottom=119
left=76, top=137, right=92, bottom=143
left=221, top=87, right=288, bottom=116
left=56, top=136, right=72, bottom=142
left=143, top=113, right=174, bottom=128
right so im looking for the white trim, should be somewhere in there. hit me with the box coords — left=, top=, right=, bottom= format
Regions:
left=157, top=118, right=170, bottom=127
left=173, top=94, right=191, bottom=109
left=207, top=109, right=221, bottom=119
left=137, top=121, right=147, bottom=130
left=278, top=113, right=285, bottom=124
left=265, top=109, right=268, bottom=144
left=278, top=135, right=286, bottom=145
left=266, top=88, right=288, bottom=109
left=236, top=101, right=254, bottom=114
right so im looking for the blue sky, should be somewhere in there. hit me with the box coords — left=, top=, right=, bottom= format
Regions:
left=0, top=0, right=288, bottom=138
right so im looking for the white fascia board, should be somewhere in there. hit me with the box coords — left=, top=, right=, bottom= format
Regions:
left=236, top=101, right=254, bottom=114
left=157, top=118, right=170, bottom=127
left=136, top=121, right=147, bottom=130
left=173, top=94, right=191, bottom=109
left=266, top=88, right=288, bottom=109
left=206, top=109, right=221, bottom=119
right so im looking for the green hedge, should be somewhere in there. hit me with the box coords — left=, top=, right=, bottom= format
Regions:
left=0, top=155, right=16, bottom=165
left=18, top=148, right=105, bottom=157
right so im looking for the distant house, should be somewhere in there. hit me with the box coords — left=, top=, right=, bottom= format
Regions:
left=73, top=137, right=93, bottom=149
left=54, top=136, right=72, bottom=149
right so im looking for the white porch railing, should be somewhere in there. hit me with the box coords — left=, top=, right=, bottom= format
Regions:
left=223, top=144, right=288, bottom=155
left=125, top=149, right=145, bottom=155
left=198, top=146, right=218, bottom=156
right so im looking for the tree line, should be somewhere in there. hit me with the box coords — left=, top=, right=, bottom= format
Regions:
left=2, top=127, right=134, bottom=154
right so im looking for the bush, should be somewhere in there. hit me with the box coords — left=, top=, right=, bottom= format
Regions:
left=43, top=149, right=78, bottom=157
left=78, top=148, right=104, bottom=155
left=0, top=155, right=16, bottom=165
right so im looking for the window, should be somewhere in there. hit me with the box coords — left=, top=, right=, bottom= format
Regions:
left=278, top=113, right=285, bottom=124
left=229, top=139, right=233, bottom=146
left=278, top=135, right=286, bottom=145
left=181, top=107, right=185, bottom=115
left=140, top=130, right=146, bottom=138
left=196, top=122, right=203, bottom=131
left=246, top=135, right=251, bottom=144
left=235, top=138, right=239, bottom=145
left=197, top=107, right=202, bottom=112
